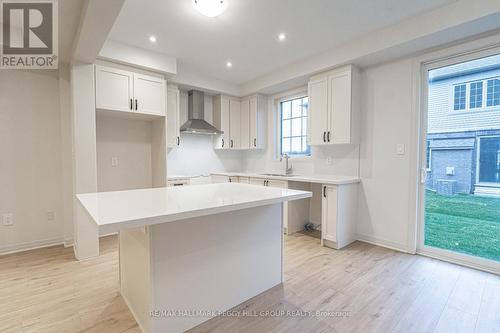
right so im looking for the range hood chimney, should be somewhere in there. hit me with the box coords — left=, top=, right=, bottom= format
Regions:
left=180, top=90, right=223, bottom=135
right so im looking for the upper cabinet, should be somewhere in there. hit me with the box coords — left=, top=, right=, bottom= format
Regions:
left=308, top=65, right=360, bottom=145
left=213, top=95, right=231, bottom=149
left=95, top=65, right=166, bottom=117
left=248, top=96, right=266, bottom=149
left=213, top=94, right=266, bottom=150
left=167, top=86, right=181, bottom=148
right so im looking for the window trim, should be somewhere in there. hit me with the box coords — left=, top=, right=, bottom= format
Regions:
left=273, top=88, right=310, bottom=159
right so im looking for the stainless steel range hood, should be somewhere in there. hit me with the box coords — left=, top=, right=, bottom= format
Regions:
left=180, top=90, right=223, bottom=135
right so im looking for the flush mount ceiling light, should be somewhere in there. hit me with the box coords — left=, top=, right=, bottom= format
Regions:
left=226, top=61, right=232, bottom=68
left=149, top=35, right=157, bottom=43
left=278, top=33, right=286, bottom=41
left=193, top=0, right=228, bottom=18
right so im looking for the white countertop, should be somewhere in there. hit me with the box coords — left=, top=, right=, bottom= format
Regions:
left=77, top=183, right=311, bottom=234
left=210, top=172, right=360, bottom=185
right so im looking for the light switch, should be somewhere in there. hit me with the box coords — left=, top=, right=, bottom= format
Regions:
left=111, top=156, right=119, bottom=167
left=2, top=213, right=13, bottom=226
left=396, top=144, right=406, bottom=155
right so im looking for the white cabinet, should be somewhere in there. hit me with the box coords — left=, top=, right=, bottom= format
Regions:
left=211, top=174, right=230, bottom=183
left=95, top=66, right=133, bottom=112
left=229, top=99, right=241, bottom=149
left=321, top=184, right=357, bottom=249
left=133, top=74, right=165, bottom=116
left=213, top=95, right=266, bottom=150
left=95, top=65, right=166, bottom=116
left=167, top=87, right=181, bottom=148
left=238, top=177, right=250, bottom=184
left=240, top=99, right=250, bottom=150
left=308, top=65, right=360, bottom=145
left=248, top=95, right=266, bottom=149
left=213, top=96, right=231, bottom=149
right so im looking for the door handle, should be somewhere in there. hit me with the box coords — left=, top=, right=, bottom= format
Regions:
left=323, top=186, right=327, bottom=198
left=323, top=131, right=326, bottom=143
left=135, top=99, right=138, bottom=111
left=230, top=140, right=234, bottom=148
left=327, top=131, right=331, bottom=142
left=176, top=136, right=180, bottom=146
left=254, top=138, right=257, bottom=147
left=130, top=99, right=133, bottom=110
left=222, top=138, right=225, bottom=147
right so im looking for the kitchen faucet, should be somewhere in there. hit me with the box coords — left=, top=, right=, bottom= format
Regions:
left=281, top=153, right=293, bottom=175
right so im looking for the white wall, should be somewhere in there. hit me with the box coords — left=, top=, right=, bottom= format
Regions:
left=96, top=116, right=153, bottom=191
left=357, top=58, right=414, bottom=251
left=0, top=70, right=65, bottom=253
left=167, top=91, right=244, bottom=176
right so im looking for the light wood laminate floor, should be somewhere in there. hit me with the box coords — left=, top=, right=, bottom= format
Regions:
left=1, top=233, right=498, bottom=333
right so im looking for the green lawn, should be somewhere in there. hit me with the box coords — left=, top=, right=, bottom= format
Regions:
left=425, top=190, right=500, bottom=262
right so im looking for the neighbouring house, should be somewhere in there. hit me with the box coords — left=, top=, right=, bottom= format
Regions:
left=427, top=54, right=500, bottom=197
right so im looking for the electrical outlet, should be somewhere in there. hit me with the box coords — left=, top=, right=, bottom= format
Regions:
left=47, top=211, right=55, bottom=221
left=2, top=213, right=13, bottom=226
left=111, top=156, right=119, bottom=167
left=326, top=157, right=333, bottom=165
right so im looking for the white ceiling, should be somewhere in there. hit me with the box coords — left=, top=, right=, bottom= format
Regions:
left=109, top=0, right=455, bottom=85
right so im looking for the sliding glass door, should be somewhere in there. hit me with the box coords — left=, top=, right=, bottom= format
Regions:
left=419, top=51, right=500, bottom=270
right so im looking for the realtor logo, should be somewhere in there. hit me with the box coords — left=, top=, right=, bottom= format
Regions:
left=1, top=0, right=58, bottom=69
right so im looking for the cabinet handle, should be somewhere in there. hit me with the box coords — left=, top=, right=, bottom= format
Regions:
left=254, top=138, right=257, bottom=147
left=135, top=99, right=138, bottom=111
left=229, top=178, right=232, bottom=183
left=230, top=140, right=234, bottom=148
left=130, top=99, right=133, bottom=110
left=323, top=186, right=327, bottom=198
left=222, top=138, right=225, bottom=147
left=264, top=180, right=267, bottom=186
left=327, top=131, right=331, bottom=142
left=323, top=131, right=326, bottom=143
left=176, top=136, right=180, bottom=146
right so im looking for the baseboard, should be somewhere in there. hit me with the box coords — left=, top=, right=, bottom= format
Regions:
left=0, top=237, right=64, bottom=256
left=1, top=233, right=119, bottom=256
left=355, top=234, right=408, bottom=253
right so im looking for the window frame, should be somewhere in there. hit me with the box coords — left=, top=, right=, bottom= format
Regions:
left=273, top=88, right=311, bottom=160
left=279, top=95, right=311, bottom=157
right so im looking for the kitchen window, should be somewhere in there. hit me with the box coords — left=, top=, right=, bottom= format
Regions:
left=280, top=96, right=310, bottom=156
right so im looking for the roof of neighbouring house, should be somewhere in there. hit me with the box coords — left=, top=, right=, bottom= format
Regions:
left=429, top=54, right=500, bottom=83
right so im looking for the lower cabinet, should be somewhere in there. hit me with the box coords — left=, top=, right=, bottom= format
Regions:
left=211, top=175, right=230, bottom=183
left=321, top=184, right=357, bottom=249
left=249, top=178, right=289, bottom=233
left=238, top=177, right=250, bottom=184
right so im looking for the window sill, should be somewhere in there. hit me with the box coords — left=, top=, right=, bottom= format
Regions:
left=448, top=107, right=500, bottom=115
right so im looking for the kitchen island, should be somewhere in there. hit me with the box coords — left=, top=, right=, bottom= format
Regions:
left=75, top=183, right=311, bottom=333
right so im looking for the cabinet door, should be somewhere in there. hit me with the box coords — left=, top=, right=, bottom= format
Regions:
left=267, top=179, right=287, bottom=188
left=308, top=77, right=328, bottom=145
left=238, top=177, right=250, bottom=184
left=95, top=65, right=133, bottom=112
left=167, top=88, right=180, bottom=148
left=250, top=178, right=266, bottom=186
left=229, top=99, right=241, bottom=149
left=240, top=99, right=250, bottom=150
left=133, top=73, right=166, bottom=116
left=321, top=185, right=338, bottom=243
left=211, top=175, right=230, bottom=183
left=329, top=71, right=351, bottom=144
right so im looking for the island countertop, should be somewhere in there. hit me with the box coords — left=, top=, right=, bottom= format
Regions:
left=76, top=183, right=312, bottom=234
